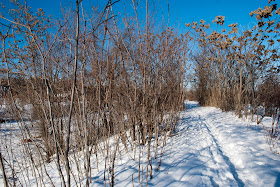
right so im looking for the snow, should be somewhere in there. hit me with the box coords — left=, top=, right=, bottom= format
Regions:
left=1, top=101, right=280, bottom=186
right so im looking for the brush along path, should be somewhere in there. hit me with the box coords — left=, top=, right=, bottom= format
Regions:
left=1, top=101, right=280, bottom=186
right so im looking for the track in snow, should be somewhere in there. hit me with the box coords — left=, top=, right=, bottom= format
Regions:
left=197, top=113, right=244, bottom=187
left=147, top=101, right=280, bottom=187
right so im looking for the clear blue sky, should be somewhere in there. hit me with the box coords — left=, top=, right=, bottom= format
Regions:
left=25, top=0, right=268, bottom=31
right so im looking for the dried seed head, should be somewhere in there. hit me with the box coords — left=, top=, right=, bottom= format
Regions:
left=199, top=19, right=205, bottom=24
left=204, top=24, right=210, bottom=29
left=276, top=7, right=280, bottom=15
left=268, top=39, right=275, bottom=46
left=212, top=15, right=225, bottom=25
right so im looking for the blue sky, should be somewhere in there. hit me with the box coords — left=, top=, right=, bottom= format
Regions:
left=25, top=0, right=268, bottom=31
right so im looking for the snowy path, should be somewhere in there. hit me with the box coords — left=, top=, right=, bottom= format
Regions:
left=146, top=101, right=280, bottom=187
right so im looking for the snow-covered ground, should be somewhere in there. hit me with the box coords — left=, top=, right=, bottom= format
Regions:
left=145, top=101, right=280, bottom=187
left=92, top=101, right=280, bottom=186
left=1, top=101, right=280, bottom=186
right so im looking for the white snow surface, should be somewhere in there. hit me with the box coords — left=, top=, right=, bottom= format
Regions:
left=1, top=101, right=280, bottom=186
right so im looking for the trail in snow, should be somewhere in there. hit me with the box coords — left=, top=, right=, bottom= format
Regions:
left=201, top=115, right=244, bottom=187
left=147, top=102, right=240, bottom=186
left=142, top=101, right=280, bottom=186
